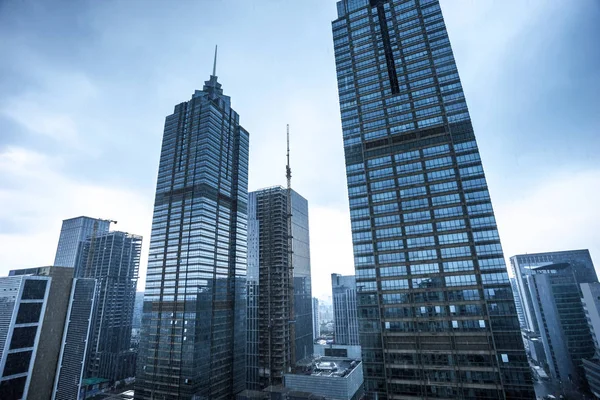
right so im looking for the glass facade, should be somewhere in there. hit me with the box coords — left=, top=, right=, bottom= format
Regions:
left=135, top=72, right=249, bottom=400
left=246, top=187, right=312, bottom=390
left=54, top=217, right=111, bottom=269
left=78, top=231, right=141, bottom=382
left=332, top=274, right=360, bottom=345
left=525, top=264, right=595, bottom=395
left=332, top=0, right=534, bottom=398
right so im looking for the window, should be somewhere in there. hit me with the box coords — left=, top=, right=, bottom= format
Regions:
left=404, top=211, right=430, bottom=222
left=352, top=231, right=372, bottom=242
left=481, top=272, right=509, bottom=285
left=401, top=198, right=428, bottom=210
left=367, top=156, right=392, bottom=168
left=378, top=252, right=406, bottom=264
left=445, top=274, right=477, bottom=287
left=376, top=227, right=402, bottom=239
left=430, top=181, right=458, bottom=193
left=22, top=280, right=47, bottom=300
left=372, top=190, right=397, bottom=203
left=355, top=255, right=374, bottom=267
left=398, top=174, right=425, bottom=187
left=409, top=249, right=437, bottom=261
left=354, top=243, right=374, bottom=255
left=400, top=186, right=427, bottom=198
left=381, top=279, right=410, bottom=290
left=406, top=236, right=435, bottom=248
left=439, top=232, right=468, bottom=245
left=373, top=203, right=399, bottom=214
left=16, top=303, right=42, bottom=324
left=380, top=266, right=408, bottom=277
left=411, top=263, right=439, bottom=275
left=427, top=168, right=455, bottom=181
left=397, top=162, right=422, bottom=174
left=462, top=178, right=486, bottom=190
left=436, top=219, right=466, bottom=231
left=375, top=215, right=401, bottom=226
left=440, top=246, right=471, bottom=258
left=473, top=230, right=499, bottom=242
left=459, top=165, right=484, bottom=178
left=465, top=190, right=490, bottom=203
left=467, top=203, right=493, bottom=215
left=470, top=216, right=496, bottom=228
left=370, top=179, right=395, bottom=191
left=443, top=260, right=474, bottom=272
left=425, top=156, right=452, bottom=169
left=405, top=223, right=433, bottom=235
left=479, top=258, right=505, bottom=270
left=432, top=193, right=460, bottom=206
left=434, top=206, right=463, bottom=218
left=476, top=244, right=503, bottom=256
left=395, top=150, right=420, bottom=162
left=378, top=240, right=404, bottom=251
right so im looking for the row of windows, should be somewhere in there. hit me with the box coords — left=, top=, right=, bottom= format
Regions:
left=359, top=272, right=509, bottom=294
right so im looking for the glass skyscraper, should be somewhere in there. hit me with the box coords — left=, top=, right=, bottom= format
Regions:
left=332, top=0, right=534, bottom=398
left=246, top=187, right=312, bottom=390
left=77, top=231, right=141, bottom=383
left=332, top=273, right=360, bottom=345
left=54, top=217, right=111, bottom=268
left=135, top=69, right=249, bottom=399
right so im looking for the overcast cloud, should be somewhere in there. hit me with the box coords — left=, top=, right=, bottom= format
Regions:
left=0, top=0, right=599, bottom=299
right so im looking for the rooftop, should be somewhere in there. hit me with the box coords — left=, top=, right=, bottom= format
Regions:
left=293, top=356, right=360, bottom=378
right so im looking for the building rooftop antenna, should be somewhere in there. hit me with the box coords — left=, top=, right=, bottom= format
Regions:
left=212, top=45, right=218, bottom=77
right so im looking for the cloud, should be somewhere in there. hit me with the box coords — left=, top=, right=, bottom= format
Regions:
left=0, top=146, right=152, bottom=283
left=496, top=168, right=600, bottom=272
left=308, top=205, right=354, bottom=300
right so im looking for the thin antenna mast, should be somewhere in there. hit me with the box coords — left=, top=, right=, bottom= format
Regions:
left=212, top=45, right=218, bottom=77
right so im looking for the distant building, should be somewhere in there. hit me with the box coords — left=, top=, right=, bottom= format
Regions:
left=54, top=217, right=111, bottom=268
left=512, top=259, right=596, bottom=394
left=1, top=267, right=96, bottom=400
left=510, top=277, right=526, bottom=329
left=312, top=298, right=320, bottom=339
left=283, top=356, right=363, bottom=400
left=246, top=187, right=313, bottom=390
left=510, top=250, right=597, bottom=335
left=313, top=344, right=362, bottom=360
left=78, top=231, right=141, bottom=384
left=331, top=274, right=359, bottom=345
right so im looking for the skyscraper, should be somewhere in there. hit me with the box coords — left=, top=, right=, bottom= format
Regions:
left=135, top=58, right=249, bottom=399
left=331, top=274, right=360, bottom=345
left=312, top=297, right=321, bottom=339
left=1, top=267, right=96, bottom=400
left=246, top=187, right=312, bottom=390
left=517, top=263, right=594, bottom=394
left=510, top=250, right=597, bottom=335
left=331, top=0, right=534, bottom=398
left=78, top=231, right=141, bottom=383
left=510, top=250, right=598, bottom=394
left=54, top=217, right=111, bottom=268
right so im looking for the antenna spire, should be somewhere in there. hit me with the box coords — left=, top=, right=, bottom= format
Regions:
left=212, top=45, right=218, bottom=77
left=286, top=124, right=291, bottom=188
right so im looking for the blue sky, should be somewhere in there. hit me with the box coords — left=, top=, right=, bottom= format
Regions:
left=0, top=0, right=599, bottom=299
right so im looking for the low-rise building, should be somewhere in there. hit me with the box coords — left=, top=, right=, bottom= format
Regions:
left=283, top=357, right=363, bottom=400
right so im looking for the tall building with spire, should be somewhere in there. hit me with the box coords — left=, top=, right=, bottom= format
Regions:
left=331, top=1, right=534, bottom=398
left=135, top=49, right=249, bottom=400
left=246, top=187, right=312, bottom=390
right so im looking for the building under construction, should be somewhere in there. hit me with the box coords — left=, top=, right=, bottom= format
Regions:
left=247, top=186, right=313, bottom=390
